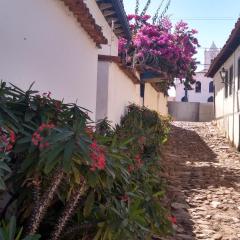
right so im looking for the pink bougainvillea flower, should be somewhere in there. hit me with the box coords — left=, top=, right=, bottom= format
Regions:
left=118, top=37, right=128, bottom=53
left=127, top=14, right=136, bottom=21
left=118, top=14, right=199, bottom=85
left=191, top=29, right=198, bottom=34
left=141, top=15, right=151, bottom=21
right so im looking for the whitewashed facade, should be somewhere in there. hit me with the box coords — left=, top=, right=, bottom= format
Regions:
left=207, top=19, right=240, bottom=149
left=0, top=0, right=168, bottom=124
left=0, top=0, right=108, bottom=120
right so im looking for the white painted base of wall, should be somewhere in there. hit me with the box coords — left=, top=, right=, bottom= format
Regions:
left=97, top=61, right=141, bottom=125
left=216, top=114, right=240, bottom=149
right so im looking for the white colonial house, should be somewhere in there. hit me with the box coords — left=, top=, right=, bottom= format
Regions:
left=207, top=18, right=240, bottom=149
left=176, top=42, right=219, bottom=103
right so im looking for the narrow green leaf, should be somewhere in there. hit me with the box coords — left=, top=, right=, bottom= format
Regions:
left=43, top=156, right=60, bottom=175
left=23, top=234, right=41, bottom=240
left=8, top=216, right=16, bottom=240
left=15, top=227, right=23, bottom=240
left=0, top=161, right=11, bottom=172
left=0, top=229, right=5, bottom=240
left=24, top=111, right=36, bottom=122
left=72, top=165, right=81, bottom=184
left=63, top=140, right=75, bottom=172
left=83, top=190, right=95, bottom=217
left=0, top=177, right=6, bottom=190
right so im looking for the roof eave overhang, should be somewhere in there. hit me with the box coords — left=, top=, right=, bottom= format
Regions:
left=111, top=0, right=131, bottom=39
left=140, top=71, right=170, bottom=83
left=97, top=0, right=131, bottom=39
left=62, top=0, right=108, bottom=46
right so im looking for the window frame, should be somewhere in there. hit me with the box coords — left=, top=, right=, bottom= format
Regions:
left=195, top=81, right=201, bottom=93
left=209, top=81, right=214, bottom=93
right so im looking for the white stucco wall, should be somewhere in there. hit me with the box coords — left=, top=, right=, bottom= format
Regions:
left=85, top=0, right=119, bottom=56
left=96, top=61, right=141, bottom=125
left=0, top=0, right=101, bottom=120
left=176, top=46, right=219, bottom=103
left=144, top=83, right=158, bottom=111
left=144, top=83, right=168, bottom=116
left=175, top=72, right=214, bottom=103
left=214, top=45, right=240, bottom=148
left=158, top=92, right=169, bottom=116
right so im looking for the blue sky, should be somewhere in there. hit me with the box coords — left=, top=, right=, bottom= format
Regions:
left=123, top=0, right=240, bottom=70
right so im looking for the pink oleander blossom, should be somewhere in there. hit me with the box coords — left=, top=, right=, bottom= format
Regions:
left=31, top=123, right=55, bottom=149
left=89, top=140, right=106, bottom=171
left=0, top=128, right=16, bottom=153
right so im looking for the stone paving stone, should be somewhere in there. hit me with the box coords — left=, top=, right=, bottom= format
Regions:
left=162, top=122, right=240, bottom=240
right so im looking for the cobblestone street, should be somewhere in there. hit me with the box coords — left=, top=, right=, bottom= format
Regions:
left=163, top=122, right=240, bottom=240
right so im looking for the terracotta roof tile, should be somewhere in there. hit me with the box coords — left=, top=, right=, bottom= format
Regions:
left=62, top=0, right=108, bottom=46
left=206, top=18, right=240, bottom=78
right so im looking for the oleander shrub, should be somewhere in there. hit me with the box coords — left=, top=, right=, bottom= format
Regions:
left=0, top=82, right=171, bottom=240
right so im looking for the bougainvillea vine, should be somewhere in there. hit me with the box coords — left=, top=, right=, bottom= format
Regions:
left=118, top=14, right=199, bottom=91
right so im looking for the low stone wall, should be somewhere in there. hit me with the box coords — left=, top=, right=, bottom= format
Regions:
left=199, top=103, right=214, bottom=122
left=168, top=101, right=214, bottom=122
